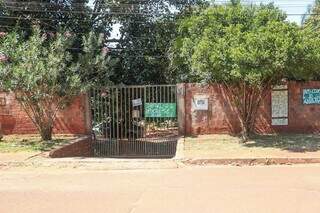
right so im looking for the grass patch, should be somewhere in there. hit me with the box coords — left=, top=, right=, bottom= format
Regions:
left=184, top=134, right=320, bottom=158
left=0, top=135, right=75, bottom=153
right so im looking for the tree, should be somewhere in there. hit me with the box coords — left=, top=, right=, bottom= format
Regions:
left=302, top=0, right=320, bottom=30
left=0, top=27, right=112, bottom=140
left=107, top=0, right=206, bottom=85
left=0, top=0, right=205, bottom=85
left=0, top=0, right=116, bottom=86
left=0, top=0, right=94, bottom=36
left=171, top=3, right=320, bottom=141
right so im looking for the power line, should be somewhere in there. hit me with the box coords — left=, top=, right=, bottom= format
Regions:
left=0, top=2, right=317, bottom=15
left=0, top=15, right=159, bottom=21
left=0, top=15, right=175, bottom=24
left=1, top=0, right=316, bottom=5
left=2, top=0, right=318, bottom=3
left=0, top=1, right=318, bottom=17
left=0, top=25, right=172, bottom=43
left=1, top=12, right=320, bottom=23
left=0, top=0, right=318, bottom=10
left=2, top=4, right=316, bottom=13
left=0, top=4, right=318, bottom=17
left=2, top=1, right=196, bottom=6
left=2, top=5, right=157, bottom=14
left=1, top=4, right=179, bottom=16
left=0, top=2, right=319, bottom=24
left=1, top=9, right=153, bottom=16
left=0, top=26, right=169, bottom=42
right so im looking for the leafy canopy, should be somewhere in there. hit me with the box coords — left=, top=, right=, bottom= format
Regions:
left=303, top=0, right=320, bottom=30
left=0, top=27, right=110, bottom=94
left=171, top=3, right=320, bottom=84
left=0, top=0, right=206, bottom=85
left=108, top=0, right=206, bottom=85
left=0, top=27, right=112, bottom=140
left=171, top=2, right=320, bottom=140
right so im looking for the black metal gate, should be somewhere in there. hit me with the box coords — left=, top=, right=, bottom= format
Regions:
left=90, top=85, right=178, bottom=157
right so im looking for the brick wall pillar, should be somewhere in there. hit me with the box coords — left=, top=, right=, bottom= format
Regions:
left=177, top=83, right=186, bottom=136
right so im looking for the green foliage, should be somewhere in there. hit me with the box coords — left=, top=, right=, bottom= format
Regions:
left=0, top=27, right=110, bottom=95
left=77, top=32, right=115, bottom=87
left=109, top=0, right=206, bottom=85
left=171, top=3, right=320, bottom=140
left=0, top=27, right=112, bottom=140
left=172, top=3, right=320, bottom=83
left=303, top=0, right=320, bottom=30
left=0, top=0, right=206, bottom=85
left=0, top=0, right=114, bottom=86
left=172, top=3, right=305, bottom=84
left=300, top=1, right=320, bottom=80
left=0, top=0, right=97, bottom=35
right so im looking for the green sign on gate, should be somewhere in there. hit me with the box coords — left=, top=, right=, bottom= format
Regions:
left=145, top=103, right=176, bottom=118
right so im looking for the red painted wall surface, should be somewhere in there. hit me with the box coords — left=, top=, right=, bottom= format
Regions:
left=0, top=92, right=90, bottom=135
left=184, top=81, right=320, bottom=135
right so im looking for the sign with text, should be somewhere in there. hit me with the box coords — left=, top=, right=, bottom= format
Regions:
left=145, top=103, right=176, bottom=118
left=192, top=97, right=208, bottom=111
left=303, top=89, right=320, bottom=104
left=132, top=98, right=142, bottom=107
left=271, top=89, right=288, bottom=126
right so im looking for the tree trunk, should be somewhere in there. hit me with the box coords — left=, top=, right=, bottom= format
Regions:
left=224, top=83, right=269, bottom=143
left=16, top=93, right=68, bottom=142
left=39, top=124, right=53, bottom=141
left=241, top=130, right=249, bottom=142
left=239, top=119, right=250, bottom=142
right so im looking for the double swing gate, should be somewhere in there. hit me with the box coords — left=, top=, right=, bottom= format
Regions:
left=90, top=85, right=178, bottom=157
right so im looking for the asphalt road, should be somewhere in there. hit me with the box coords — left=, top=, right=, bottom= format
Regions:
left=1, top=165, right=320, bottom=213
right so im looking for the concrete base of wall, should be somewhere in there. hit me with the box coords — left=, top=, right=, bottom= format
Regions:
left=174, top=137, right=185, bottom=160
left=49, top=136, right=92, bottom=158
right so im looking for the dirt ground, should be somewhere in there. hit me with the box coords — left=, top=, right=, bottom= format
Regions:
left=184, top=134, right=320, bottom=158
left=1, top=165, right=320, bottom=213
left=0, top=152, right=40, bottom=161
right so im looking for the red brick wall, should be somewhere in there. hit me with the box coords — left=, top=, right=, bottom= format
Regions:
left=0, top=92, right=91, bottom=135
left=184, top=81, right=320, bottom=135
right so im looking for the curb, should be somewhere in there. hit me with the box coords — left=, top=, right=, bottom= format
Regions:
left=0, top=158, right=180, bottom=170
left=2, top=157, right=320, bottom=171
left=182, top=158, right=320, bottom=166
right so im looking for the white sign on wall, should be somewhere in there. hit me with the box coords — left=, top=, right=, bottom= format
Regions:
left=271, top=87, right=288, bottom=126
left=192, top=95, right=209, bottom=111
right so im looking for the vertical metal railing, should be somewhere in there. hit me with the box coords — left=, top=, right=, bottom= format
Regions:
left=91, top=85, right=178, bottom=157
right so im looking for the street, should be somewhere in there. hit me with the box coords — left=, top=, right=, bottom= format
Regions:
left=1, top=165, right=320, bottom=213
